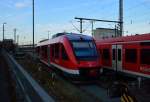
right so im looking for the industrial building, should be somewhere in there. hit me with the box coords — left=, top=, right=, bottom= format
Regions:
left=93, top=28, right=117, bottom=40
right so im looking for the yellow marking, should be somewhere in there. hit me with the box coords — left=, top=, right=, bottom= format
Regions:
left=121, top=96, right=126, bottom=102
left=121, top=93, right=135, bottom=102
left=128, top=95, right=134, bottom=102
left=123, top=94, right=129, bottom=102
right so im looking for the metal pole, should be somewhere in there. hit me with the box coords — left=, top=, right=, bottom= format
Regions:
left=80, top=19, right=83, bottom=33
left=17, top=35, right=19, bottom=45
left=3, top=24, right=4, bottom=41
left=91, top=21, right=94, bottom=36
left=48, top=31, right=50, bottom=39
left=14, top=28, right=17, bottom=43
left=138, top=77, right=142, bottom=88
left=115, top=25, right=116, bottom=37
left=32, top=0, right=35, bottom=52
left=75, top=17, right=120, bottom=23
left=3, top=22, right=6, bottom=41
left=119, top=0, right=123, bottom=36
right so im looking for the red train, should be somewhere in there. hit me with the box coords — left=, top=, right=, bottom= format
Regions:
left=36, top=33, right=101, bottom=79
left=96, top=33, right=150, bottom=78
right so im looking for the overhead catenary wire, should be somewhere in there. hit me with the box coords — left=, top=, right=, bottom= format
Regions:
left=70, top=20, right=80, bottom=32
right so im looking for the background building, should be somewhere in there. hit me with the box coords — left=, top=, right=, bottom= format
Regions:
left=93, top=28, right=118, bottom=40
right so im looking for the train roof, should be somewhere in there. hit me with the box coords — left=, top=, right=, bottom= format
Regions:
left=37, top=33, right=93, bottom=47
left=65, top=33, right=93, bottom=41
left=96, top=33, right=150, bottom=44
left=51, top=32, right=92, bottom=40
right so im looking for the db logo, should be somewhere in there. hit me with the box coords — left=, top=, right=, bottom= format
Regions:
left=140, top=67, right=150, bottom=72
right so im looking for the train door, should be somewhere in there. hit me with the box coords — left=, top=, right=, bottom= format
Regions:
left=112, top=45, right=122, bottom=71
left=112, top=45, right=116, bottom=70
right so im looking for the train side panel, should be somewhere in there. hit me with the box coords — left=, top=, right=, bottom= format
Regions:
left=122, top=43, right=140, bottom=73
left=96, top=34, right=150, bottom=78
left=98, top=44, right=112, bottom=69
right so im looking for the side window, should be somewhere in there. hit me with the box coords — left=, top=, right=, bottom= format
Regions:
left=51, top=44, right=54, bottom=58
left=62, top=45, right=69, bottom=60
left=125, top=49, right=137, bottom=63
left=102, top=49, right=110, bottom=60
left=44, top=46, right=48, bottom=56
left=41, top=46, right=45, bottom=56
left=41, top=46, right=47, bottom=58
left=112, top=49, right=116, bottom=60
left=118, top=49, right=121, bottom=61
left=140, top=49, right=150, bottom=65
left=54, top=43, right=59, bottom=59
left=36, top=47, right=40, bottom=55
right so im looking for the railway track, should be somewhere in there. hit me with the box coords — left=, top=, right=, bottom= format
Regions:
left=29, top=52, right=123, bottom=102
left=79, top=84, right=120, bottom=102
left=24, top=52, right=121, bottom=102
left=16, top=51, right=150, bottom=102
left=16, top=51, right=99, bottom=102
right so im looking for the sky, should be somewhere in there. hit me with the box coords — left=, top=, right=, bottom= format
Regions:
left=0, top=0, right=150, bottom=44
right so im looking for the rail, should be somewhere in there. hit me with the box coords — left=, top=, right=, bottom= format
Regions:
left=2, top=50, right=54, bottom=102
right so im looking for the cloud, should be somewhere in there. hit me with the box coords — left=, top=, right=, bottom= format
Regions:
left=143, top=0, right=150, bottom=2
left=15, top=2, right=31, bottom=9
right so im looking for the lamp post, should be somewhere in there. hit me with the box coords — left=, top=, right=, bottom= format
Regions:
left=17, top=35, right=19, bottom=45
left=3, top=22, right=7, bottom=41
left=32, top=0, right=35, bottom=52
left=91, top=20, right=94, bottom=36
left=48, top=31, right=50, bottom=39
left=14, top=28, right=17, bottom=44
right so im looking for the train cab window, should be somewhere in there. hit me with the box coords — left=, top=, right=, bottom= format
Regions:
left=54, top=44, right=59, bottom=59
left=118, top=49, right=121, bottom=61
left=62, top=45, right=69, bottom=60
left=102, top=49, right=110, bottom=60
left=140, top=49, right=150, bottom=65
left=125, top=49, right=137, bottom=63
left=112, top=49, right=116, bottom=60
left=71, top=41, right=98, bottom=60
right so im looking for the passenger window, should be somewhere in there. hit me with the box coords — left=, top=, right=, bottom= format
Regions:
left=36, top=47, right=40, bottom=55
left=140, top=49, right=150, bottom=65
left=125, top=49, right=137, bottom=63
left=44, top=46, right=47, bottom=55
left=102, top=49, right=110, bottom=60
left=62, top=45, right=69, bottom=60
left=54, top=44, right=59, bottom=59
left=118, top=49, right=121, bottom=61
left=41, top=46, right=47, bottom=58
left=51, top=45, right=54, bottom=58
left=140, top=42, right=150, bottom=46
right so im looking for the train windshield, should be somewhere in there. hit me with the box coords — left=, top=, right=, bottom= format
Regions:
left=71, top=40, right=98, bottom=61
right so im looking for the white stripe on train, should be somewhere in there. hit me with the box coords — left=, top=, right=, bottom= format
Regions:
left=40, top=60, right=79, bottom=75
left=51, top=63, right=79, bottom=75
